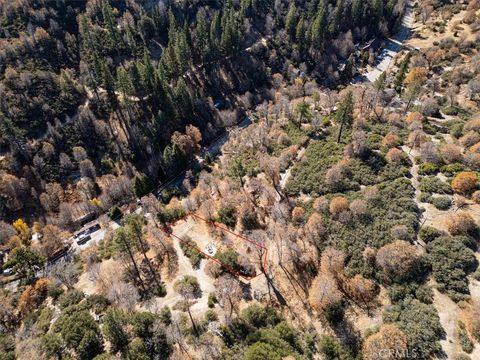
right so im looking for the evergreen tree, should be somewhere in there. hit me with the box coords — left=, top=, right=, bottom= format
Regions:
left=174, top=28, right=189, bottom=74
left=79, top=15, right=103, bottom=99
left=139, top=48, right=156, bottom=95
left=116, top=67, right=135, bottom=114
left=134, top=173, right=154, bottom=198
left=113, top=227, right=147, bottom=294
left=296, top=15, right=305, bottom=49
left=102, top=63, right=119, bottom=111
left=102, top=310, right=128, bottom=353
left=167, top=8, right=176, bottom=38
left=209, top=12, right=221, bottom=59
left=196, top=11, right=209, bottom=61
left=125, top=214, right=164, bottom=295
left=0, top=113, right=30, bottom=161
left=329, top=0, right=344, bottom=36
left=285, top=3, right=297, bottom=40
left=352, top=0, right=363, bottom=26
left=335, top=91, right=353, bottom=143
left=125, top=25, right=139, bottom=58
left=101, top=0, right=121, bottom=46
left=174, top=78, right=192, bottom=117
left=310, top=6, right=326, bottom=49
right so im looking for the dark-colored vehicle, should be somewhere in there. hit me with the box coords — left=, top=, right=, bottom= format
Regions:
left=76, top=233, right=91, bottom=245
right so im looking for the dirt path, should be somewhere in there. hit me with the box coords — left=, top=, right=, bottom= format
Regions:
left=400, top=144, right=456, bottom=234
left=145, top=222, right=216, bottom=316
left=280, top=146, right=306, bottom=189
left=432, top=287, right=460, bottom=359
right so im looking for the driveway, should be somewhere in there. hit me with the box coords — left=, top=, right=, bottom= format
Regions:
left=362, top=0, right=414, bottom=83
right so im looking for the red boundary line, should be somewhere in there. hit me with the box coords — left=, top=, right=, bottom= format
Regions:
left=161, top=212, right=267, bottom=281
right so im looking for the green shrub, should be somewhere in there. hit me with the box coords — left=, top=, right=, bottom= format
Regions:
left=430, top=196, right=452, bottom=210
left=215, top=250, right=241, bottom=272
left=418, top=163, right=439, bottom=175
left=159, top=306, right=172, bottom=326
left=86, top=295, right=110, bottom=313
left=47, top=283, right=64, bottom=300
left=383, top=299, right=443, bottom=359
left=427, top=236, right=477, bottom=301
left=419, top=226, right=443, bottom=243
left=37, top=307, right=54, bottom=333
left=241, top=305, right=281, bottom=329
left=208, top=293, right=217, bottom=308
left=240, top=212, right=260, bottom=230
left=472, top=267, right=480, bottom=281
left=324, top=302, right=345, bottom=324
left=440, top=163, right=465, bottom=176
left=58, top=289, right=84, bottom=309
left=318, top=335, right=355, bottom=360
left=158, top=205, right=186, bottom=223
left=216, top=206, right=237, bottom=228
left=419, top=176, right=452, bottom=194
left=458, top=322, right=474, bottom=353
left=204, top=309, right=217, bottom=322
left=174, top=275, right=201, bottom=296
left=109, top=205, right=123, bottom=220
left=387, top=283, right=432, bottom=304
left=450, top=122, right=464, bottom=138
left=160, top=186, right=183, bottom=203
left=0, top=335, right=16, bottom=360
left=133, top=173, right=154, bottom=198
left=283, top=121, right=309, bottom=146
left=443, top=106, right=459, bottom=116
left=420, top=192, right=432, bottom=202
left=179, top=236, right=203, bottom=268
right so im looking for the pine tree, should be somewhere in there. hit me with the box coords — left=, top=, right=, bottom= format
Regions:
left=285, top=3, right=297, bottom=39
left=196, top=11, right=209, bottom=61
left=101, top=0, right=121, bottom=46
left=174, top=28, right=189, bottom=74
left=329, top=0, right=343, bottom=36
left=0, top=112, right=30, bottom=161
left=79, top=15, right=103, bottom=99
left=352, top=0, right=363, bottom=26
left=125, top=214, right=163, bottom=294
left=174, top=78, right=192, bottom=117
left=209, top=13, right=221, bottom=59
left=133, top=173, right=154, bottom=197
left=102, top=63, right=131, bottom=144
left=102, top=63, right=118, bottom=111
left=296, top=15, right=306, bottom=51
left=116, top=67, right=136, bottom=121
left=335, top=91, right=353, bottom=143
left=310, top=6, right=326, bottom=49
left=167, top=8, right=176, bottom=38
left=140, top=48, right=156, bottom=94
left=113, top=227, right=147, bottom=294
left=125, top=25, right=139, bottom=58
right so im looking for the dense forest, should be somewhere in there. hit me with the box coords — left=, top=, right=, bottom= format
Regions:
left=0, top=0, right=404, bottom=225
left=3, top=0, right=480, bottom=360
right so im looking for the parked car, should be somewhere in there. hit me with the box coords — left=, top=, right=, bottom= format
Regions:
left=76, top=233, right=91, bottom=245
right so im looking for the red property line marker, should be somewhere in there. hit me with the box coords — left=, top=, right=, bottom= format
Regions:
left=161, top=212, right=268, bottom=281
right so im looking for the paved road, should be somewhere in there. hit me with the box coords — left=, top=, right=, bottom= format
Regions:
left=360, top=0, right=414, bottom=83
